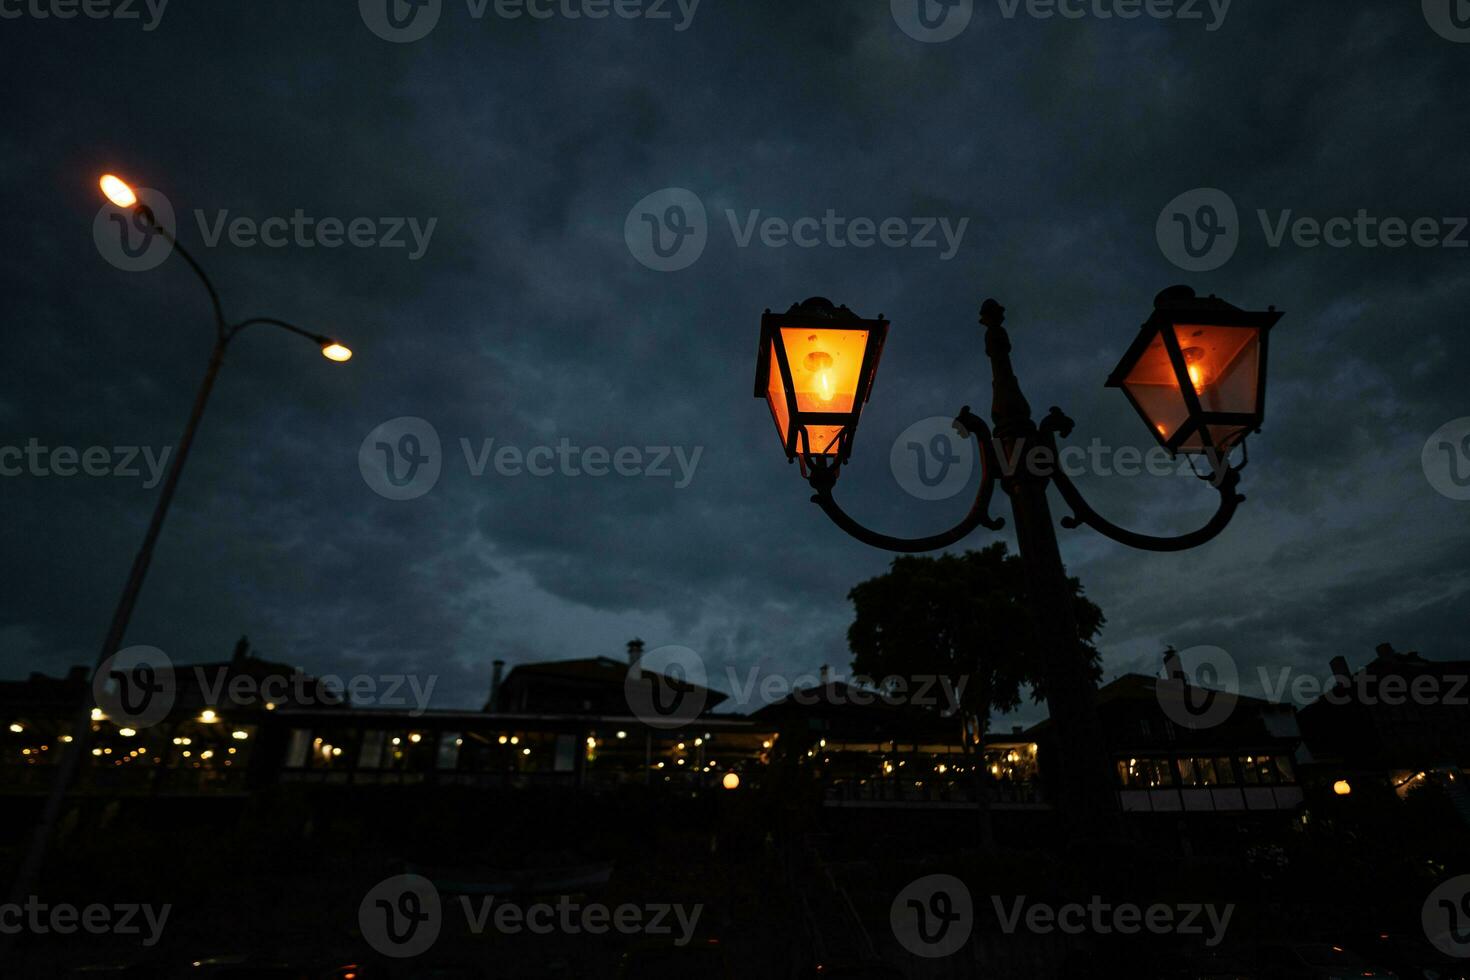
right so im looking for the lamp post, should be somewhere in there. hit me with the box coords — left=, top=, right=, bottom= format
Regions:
left=754, top=287, right=1282, bottom=835
left=3, top=174, right=354, bottom=924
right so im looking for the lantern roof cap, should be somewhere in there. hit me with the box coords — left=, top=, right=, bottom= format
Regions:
left=771, top=296, right=880, bottom=323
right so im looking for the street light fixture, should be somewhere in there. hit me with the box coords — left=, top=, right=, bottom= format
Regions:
left=1108, top=285, right=1278, bottom=457
left=4, top=171, right=355, bottom=921
left=754, top=297, right=888, bottom=478
left=753, top=286, right=1284, bottom=833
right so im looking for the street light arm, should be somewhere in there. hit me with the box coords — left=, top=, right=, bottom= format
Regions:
left=806, top=407, right=1005, bottom=553
left=137, top=205, right=226, bottom=335
left=228, top=316, right=334, bottom=347
left=1039, top=407, right=1246, bottom=553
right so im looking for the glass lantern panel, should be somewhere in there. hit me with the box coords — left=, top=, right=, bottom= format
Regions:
left=779, top=327, right=869, bottom=414
left=1173, top=323, right=1260, bottom=416
left=798, top=424, right=846, bottom=457
left=764, top=345, right=792, bottom=448
left=1122, top=333, right=1191, bottom=441
left=1179, top=423, right=1253, bottom=453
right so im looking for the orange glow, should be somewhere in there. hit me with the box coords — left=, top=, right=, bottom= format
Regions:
left=782, top=328, right=866, bottom=413
left=99, top=174, right=138, bottom=209
left=775, top=327, right=870, bottom=455
left=1186, top=361, right=1207, bottom=393
left=722, top=771, right=740, bottom=790
left=805, top=350, right=836, bottom=403
left=321, top=342, right=353, bottom=362
left=1333, top=779, right=1352, bottom=796
left=1182, top=346, right=1210, bottom=393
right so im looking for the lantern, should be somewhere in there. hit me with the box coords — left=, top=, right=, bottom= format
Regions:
left=1107, top=286, right=1281, bottom=457
left=753, top=297, right=888, bottom=475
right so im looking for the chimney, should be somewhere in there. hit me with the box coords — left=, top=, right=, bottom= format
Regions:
left=231, top=635, right=251, bottom=666
left=1330, top=656, right=1352, bottom=688
left=488, top=660, right=505, bottom=713
left=820, top=665, right=830, bottom=685
left=627, top=638, right=645, bottom=667
left=1374, top=642, right=1398, bottom=661
left=1163, top=646, right=1187, bottom=683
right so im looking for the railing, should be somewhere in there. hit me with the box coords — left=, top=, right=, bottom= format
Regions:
left=823, top=777, right=1047, bottom=807
left=0, top=763, right=250, bottom=796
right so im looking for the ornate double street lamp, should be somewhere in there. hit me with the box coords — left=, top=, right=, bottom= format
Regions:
left=754, top=287, right=1282, bottom=833
left=3, top=174, right=354, bottom=925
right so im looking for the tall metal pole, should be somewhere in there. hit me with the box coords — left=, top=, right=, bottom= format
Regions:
left=980, top=299, right=1117, bottom=840
left=3, top=334, right=229, bottom=926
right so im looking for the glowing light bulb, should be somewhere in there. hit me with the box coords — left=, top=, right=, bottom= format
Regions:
left=804, top=349, right=835, bottom=403
left=99, top=174, right=138, bottom=209
left=1182, top=347, right=1209, bottom=394
left=321, top=342, right=353, bottom=363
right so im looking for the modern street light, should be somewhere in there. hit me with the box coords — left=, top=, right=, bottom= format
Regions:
left=754, top=287, right=1282, bottom=833
left=3, top=172, right=354, bottom=921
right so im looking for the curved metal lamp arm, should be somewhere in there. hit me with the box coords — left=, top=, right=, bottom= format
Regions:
left=807, top=407, right=1005, bottom=553
left=137, top=205, right=226, bottom=336
left=1038, top=407, right=1246, bottom=553
left=228, top=316, right=334, bottom=347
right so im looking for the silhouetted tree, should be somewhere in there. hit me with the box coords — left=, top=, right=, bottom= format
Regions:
left=846, top=543, right=1105, bottom=846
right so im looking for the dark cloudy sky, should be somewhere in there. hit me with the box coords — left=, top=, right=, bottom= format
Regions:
left=3, top=0, right=1467, bottom=725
